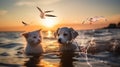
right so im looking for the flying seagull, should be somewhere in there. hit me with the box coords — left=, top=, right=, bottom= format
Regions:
left=22, top=21, right=28, bottom=26
left=36, top=6, right=56, bottom=19
left=89, top=16, right=107, bottom=24
left=82, top=16, right=107, bottom=24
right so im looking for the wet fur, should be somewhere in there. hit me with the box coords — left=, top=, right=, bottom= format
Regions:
left=23, top=29, right=43, bottom=55
left=55, top=27, right=78, bottom=52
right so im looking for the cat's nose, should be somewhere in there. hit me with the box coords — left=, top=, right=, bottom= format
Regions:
left=38, top=39, right=41, bottom=42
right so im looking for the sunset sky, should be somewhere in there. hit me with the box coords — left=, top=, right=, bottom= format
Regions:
left=0, top=0, right=120, bottom=31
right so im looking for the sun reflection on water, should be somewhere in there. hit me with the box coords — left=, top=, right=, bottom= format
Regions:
left=40, top=59, right=59, bottom=67
left=47, top=30, right=53, bottom=38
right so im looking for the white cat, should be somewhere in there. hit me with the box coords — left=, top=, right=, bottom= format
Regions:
left=22, top=29, right=43, bottom=55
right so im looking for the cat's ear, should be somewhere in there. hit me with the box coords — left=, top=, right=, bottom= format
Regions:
left=36, top=29, right=42, bottom=32
left=22, top=32, right=29, bottom=38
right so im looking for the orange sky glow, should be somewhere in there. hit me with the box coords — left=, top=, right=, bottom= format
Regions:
left=0, top=0, right=120, bottom=31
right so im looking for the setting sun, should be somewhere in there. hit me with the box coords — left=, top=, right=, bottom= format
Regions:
left=41, top=18, right=58, bottom=28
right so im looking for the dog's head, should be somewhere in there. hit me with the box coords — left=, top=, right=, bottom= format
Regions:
left=55, top=27, right=78, bottom=44
left=23, top=29, right=42, bottom=46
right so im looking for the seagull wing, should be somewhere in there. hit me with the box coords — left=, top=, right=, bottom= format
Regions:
left=22, top=21, right=28, bottom=26
left=36, top=6, right=43, bottom=13
left=36, top=7, right=45, bottom=19
left=82, top=21, right=85, bottom=24
left=86, top=17, right=90, bottom=21
left=44, top=10, right=54, bottom=13
left=45, top=14, right=56, bottom=17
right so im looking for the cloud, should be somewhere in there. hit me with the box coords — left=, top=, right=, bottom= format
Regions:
left=15, top=0, right=61, bottom=6
left=15, top=1, right=35, bottom=6
left=40, top=0, right=61, bottom=5
left=0, top=10, right=8, bottom=16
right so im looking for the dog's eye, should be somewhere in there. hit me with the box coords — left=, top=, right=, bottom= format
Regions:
left=64, top=33, right=67, bottom=36
left=58, top=34, right=60, bottom=36
left=33, top=36, right=36, bottom=38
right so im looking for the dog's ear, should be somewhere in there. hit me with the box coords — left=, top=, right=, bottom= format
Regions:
left=70, top=28, right=78, bottom=39
left=22, top=33, right=29, bottom=38
left=54, top=28, right=60, bottom=38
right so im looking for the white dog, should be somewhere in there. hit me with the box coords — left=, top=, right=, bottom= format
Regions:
left=22, top=29, right=43, bottom=55
left=55, top=27, right=79, bottom=52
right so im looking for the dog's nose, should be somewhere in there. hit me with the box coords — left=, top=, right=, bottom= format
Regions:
left=58, top=38, right=61, bottom=43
